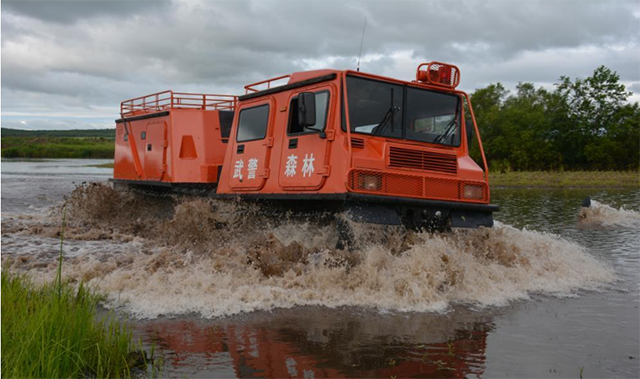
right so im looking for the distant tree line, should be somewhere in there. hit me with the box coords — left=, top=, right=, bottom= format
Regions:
left=1, top=128, right=115, bottom=138
left=470, top=66, right=639, bottom=171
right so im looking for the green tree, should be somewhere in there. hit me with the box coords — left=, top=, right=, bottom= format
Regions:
left=554, top=66, right=635, bottom=169
left=470, top=65, right=638, bottom=171
left=556, top=66, right=631, bottom=136
left=470, top=83, right=510, bottom=170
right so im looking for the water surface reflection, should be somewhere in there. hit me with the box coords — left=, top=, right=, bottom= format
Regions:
left=135, top=307, right=494, bottom=378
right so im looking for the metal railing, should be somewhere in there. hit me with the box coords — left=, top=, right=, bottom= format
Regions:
left=244, top=74, right=291, bottom=94
left=121, top=90, right=237, bottom=116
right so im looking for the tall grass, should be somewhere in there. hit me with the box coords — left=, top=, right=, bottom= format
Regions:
left=1, top=207, right=151, bottom=378
left=1, top=274, right=137, bottom=378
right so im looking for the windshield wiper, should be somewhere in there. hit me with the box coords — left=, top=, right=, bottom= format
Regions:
left=372, top=105, right=400, bottom=136
left=433, top=118, right=458, bottom=144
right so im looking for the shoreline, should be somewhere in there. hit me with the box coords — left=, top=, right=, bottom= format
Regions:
left=2, top=158, right=637, bottom=189
left=489, top=171, right=639, bottom=189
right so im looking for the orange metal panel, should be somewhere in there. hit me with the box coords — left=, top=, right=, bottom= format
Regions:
left=226, top=98, right=275, bottom=191
left=277, top=83, right=337, bottom=191
left=347, top=169, right=488, bottom=204
left=143, top=120, right=167, bottom=181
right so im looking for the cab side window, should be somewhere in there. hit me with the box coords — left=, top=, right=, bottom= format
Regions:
left=288, top=91, right=329, bottom=135
left=236, top=104, right=270, bottom=142
left=219, top=110, right=234, bottom=139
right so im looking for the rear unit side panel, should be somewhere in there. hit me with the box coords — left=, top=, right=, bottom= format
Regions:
left=169, top=109, right=226, bottom=183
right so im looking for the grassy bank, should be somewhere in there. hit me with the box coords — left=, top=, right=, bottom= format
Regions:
left=1, top=273, right=146, bottom=378
left=1, top=136, right=114, bottom=159
left=489, top=171, right=639, bottom=188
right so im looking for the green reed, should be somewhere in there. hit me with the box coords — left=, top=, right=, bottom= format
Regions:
left=1, top=206, right=155, bottom=378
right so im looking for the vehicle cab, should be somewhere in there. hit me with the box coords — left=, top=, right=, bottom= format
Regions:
left=216, top=62, right=497, bottom=229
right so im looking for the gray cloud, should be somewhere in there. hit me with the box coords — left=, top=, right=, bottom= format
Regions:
left=2, top=0, right=639, bottom=129
left=2, top=0, right=170, bottom=24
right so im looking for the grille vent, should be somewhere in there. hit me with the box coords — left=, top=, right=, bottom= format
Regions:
left=351, top=138, right=365, bottom=149
left=388, top=146, right=457, bottom=174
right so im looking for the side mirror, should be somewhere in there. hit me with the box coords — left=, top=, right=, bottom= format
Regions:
left=298, top=92, right=316, bottom=128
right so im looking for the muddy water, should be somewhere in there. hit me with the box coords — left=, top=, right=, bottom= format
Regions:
left=2, top=159, right=639, bottom=378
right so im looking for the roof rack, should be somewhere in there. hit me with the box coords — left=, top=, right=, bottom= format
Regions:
left=121, top=90, right=237, bottom=117
left=244, top=74, right=291, bottom=94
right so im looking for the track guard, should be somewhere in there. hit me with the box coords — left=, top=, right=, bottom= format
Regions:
left=344, top=202, right=494, bottom=230
left=345, top=204, right=402, bottom=225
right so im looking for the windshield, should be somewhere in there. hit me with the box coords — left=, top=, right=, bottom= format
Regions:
left=346, top=75, right=461, bottom=146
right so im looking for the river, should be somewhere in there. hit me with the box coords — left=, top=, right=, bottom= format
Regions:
left=1, top=159, right=639, bottom=378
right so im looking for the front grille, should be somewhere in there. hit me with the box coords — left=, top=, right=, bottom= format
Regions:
left=388, top=146, right=457, bottom=174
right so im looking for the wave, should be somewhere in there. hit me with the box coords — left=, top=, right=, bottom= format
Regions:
left=1, top=183, right=615, bottom=319
left=579, top=200, right=640, bottom=228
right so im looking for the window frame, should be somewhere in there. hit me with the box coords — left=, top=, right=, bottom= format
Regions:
left=344, top=75, right=403, bottom=139
left=235, top=103, right=271, bottom=143
left=404, top=86, right=462, bottom=147
left=286, top=90, right=331, bottom=137
left=344, top=74, right=463, bottom=148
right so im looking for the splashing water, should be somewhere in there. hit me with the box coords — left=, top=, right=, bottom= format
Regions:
left=1, top=183, right=615, bottom=319
left=579, top=200, right=640, bottom=228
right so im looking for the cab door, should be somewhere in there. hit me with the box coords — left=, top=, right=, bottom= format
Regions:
left=278, top=85, right=335, bottom=190
left=227, top=99, right=273, bottom=190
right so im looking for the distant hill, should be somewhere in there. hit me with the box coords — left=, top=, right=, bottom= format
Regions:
left=1, top=128, right=115, bottom=138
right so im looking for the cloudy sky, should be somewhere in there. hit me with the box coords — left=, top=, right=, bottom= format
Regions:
left=2, top=0, right=639, bottom=130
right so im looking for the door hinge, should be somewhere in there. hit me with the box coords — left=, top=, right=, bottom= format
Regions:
left=263, top=137, right=274, bottom=147
left=325, top=130, right=335, bottom=141
left=163, top=140, right=168, bottom=148
left=260, top=168, right=270, bottom=178
left=162, top=164, right=167, bottom=173
left=318, top=165, right=331, bottom=177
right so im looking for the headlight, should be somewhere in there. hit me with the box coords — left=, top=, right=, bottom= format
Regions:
left=359, top=174, right=382, bottom=191
left=463, top=184, right=483, bottom=199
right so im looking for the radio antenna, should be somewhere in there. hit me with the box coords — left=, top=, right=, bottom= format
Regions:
left=356, top=16, right=367, bottom=72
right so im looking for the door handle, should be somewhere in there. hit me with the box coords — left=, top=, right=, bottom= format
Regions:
left=288, top=139, right=298, bottom=149
left=237, top=144, right=244, bottom=154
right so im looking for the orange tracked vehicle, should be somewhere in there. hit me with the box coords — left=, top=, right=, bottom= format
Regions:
left=113, top=62, right=498, bottom=230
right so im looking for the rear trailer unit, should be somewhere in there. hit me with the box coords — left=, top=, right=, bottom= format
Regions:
left=113, top=63, right=498, bottom=230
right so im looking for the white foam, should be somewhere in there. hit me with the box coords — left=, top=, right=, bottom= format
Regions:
left=2, top=222, right=614, bottom=319
left=579, top=200, right=640, bottom=228
left=1, top=185, right=617, bottom=319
